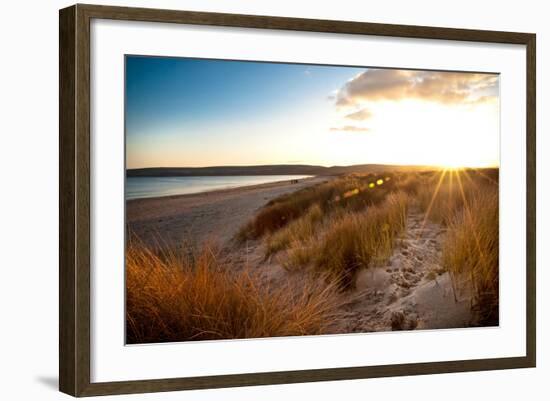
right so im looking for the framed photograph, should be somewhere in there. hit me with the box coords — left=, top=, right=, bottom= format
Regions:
left=59, top=4, right=536, bottom=397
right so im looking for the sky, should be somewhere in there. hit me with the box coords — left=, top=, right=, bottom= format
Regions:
left=125, top=56, right=500, bottom=169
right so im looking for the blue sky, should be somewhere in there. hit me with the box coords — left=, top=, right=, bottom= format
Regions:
left=126, top=56, right=362, bottom=168
left=125, top=56, right=499, bottom=169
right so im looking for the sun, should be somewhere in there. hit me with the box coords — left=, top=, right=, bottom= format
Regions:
left=437, top=161, right=460, bottom=169
left=437, top=161, right=468, bottom=169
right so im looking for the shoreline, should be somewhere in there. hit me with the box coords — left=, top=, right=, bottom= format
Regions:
left=126, top=175, right=320, bottom=203
left=126, top=176, right=328, bottom=248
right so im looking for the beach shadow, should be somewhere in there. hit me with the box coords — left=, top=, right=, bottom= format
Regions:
left=35, top=376, right=58, bottom=391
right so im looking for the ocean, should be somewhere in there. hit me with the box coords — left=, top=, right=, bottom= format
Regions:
left=126, top=175, right=312, bottom=200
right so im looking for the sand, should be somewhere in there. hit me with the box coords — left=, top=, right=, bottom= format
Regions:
left=221, top=206, right=477, bottom=332
left=339, top=207, right=473, bottom=332
left=128, top=177, right=478, bottom=333
left=126, top=176, right=328, bottom=249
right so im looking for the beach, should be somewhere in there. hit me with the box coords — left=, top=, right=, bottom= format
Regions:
left=126, top=171, right=487, bottom=335
left=127, top=176, right=328, bottom=249
left=121, top=55, right=501, bottom=345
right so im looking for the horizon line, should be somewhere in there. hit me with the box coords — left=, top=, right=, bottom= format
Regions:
left=127, top=162, right=500, bottom=170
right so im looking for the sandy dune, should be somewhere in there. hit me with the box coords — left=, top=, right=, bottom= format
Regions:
left=234, top=207, right=476, bottom=333
left=345, top=208, right=473, bottom=332
left=128, top=178, right=478, bottom=333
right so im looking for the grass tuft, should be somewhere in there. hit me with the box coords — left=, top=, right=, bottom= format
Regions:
left=442, top=187, right=499, bottom=325
left=313, top=191, right=409, bottom=289
left=265, top=203, right=323, bottom=257
left=126, top=241, right=345, bottom=343
left=238, top=174, right=398, bottom=241
left=280, top=191, right=409, bottom=290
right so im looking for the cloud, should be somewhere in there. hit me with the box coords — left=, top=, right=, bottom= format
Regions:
left=335, top=69, right=498, bottom=107
left=330, top=125, right=370, bottom=133
left=344, top=108, right=373, bottom=121
left=469, top=95, right=499, bottom=105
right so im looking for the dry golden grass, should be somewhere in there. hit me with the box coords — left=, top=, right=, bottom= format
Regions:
left=442, top=186, right=499, bottom=325
left=126, top=241, right=345, bottom=343
left=283, top=191, right=409, bottom=289
left=393, top=172, right=422, bottom=194
left=127, top=167, right=500, bottom=342
left=265, top=203, right=323, bottom=257
left=413, top=168, right=499, bottom=324
left=313, top=191, right=409, bottom=289
left=238, top=174, right=398, bottom=240
left=417, top=168, right=498, bottom=225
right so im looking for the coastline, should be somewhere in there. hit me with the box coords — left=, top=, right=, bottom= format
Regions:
left=126, top=175, right=318, bottom=203
left=126, top=176, right=328, bottom=248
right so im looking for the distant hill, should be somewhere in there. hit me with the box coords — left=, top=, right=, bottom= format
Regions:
left=127, top=164, right=435, bottom=177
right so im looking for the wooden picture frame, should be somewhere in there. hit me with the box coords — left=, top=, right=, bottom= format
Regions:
left=59, top=3, right=536, bottom=397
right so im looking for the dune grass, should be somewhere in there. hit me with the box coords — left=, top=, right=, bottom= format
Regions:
left=441, top=187, right=499, bottom=325
left=127, top=168, right=500, bottom=342
left=243, top=173, right=408, bottom=261
left=417, top=168, right=498, bottom=225
left=414, top=168, right=499, bottom=324
left=265, top=203, right=323, bottom=257
left=282, top=191, right=409, bottom=289
left=126, top=241, right=345, bottom=344
left=238, top=174, right=398, bottom=241
left=260, top=168, right=499, bottom=301
left=240, top=172, right=421, bottom=289
left=313, top=191, right=408, bottom=289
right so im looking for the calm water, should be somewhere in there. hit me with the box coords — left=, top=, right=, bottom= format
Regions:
left=126, top=175, right=312, bottom=200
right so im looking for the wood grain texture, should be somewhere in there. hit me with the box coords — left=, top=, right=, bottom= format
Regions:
left=525, top=34, right=536, bottom=367
left=59, top=5, right=77, bottom=396
left=78, top=3, right=532, bottom=44
left=78, top=356, right=534, bottom=396
left=59, top=3, right=537, bottom=397
left=75, top=4, right=92, bottom=396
